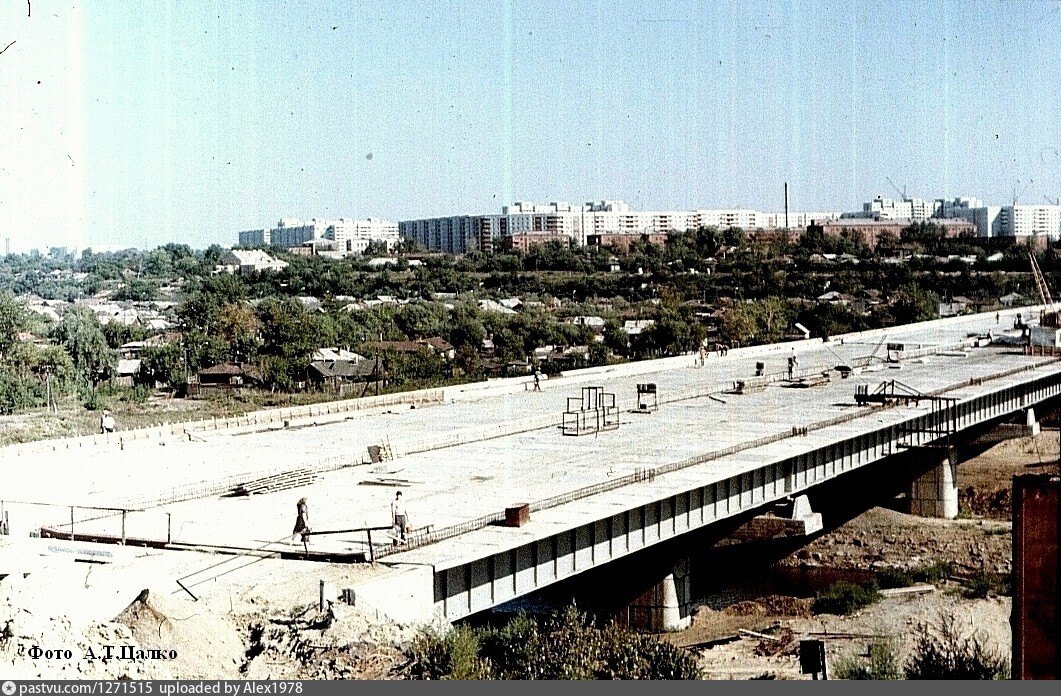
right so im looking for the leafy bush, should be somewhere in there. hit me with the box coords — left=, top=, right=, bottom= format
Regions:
left=875, top=567, right=915, bottom=589
left=812, top=581, right=882, bottom=615
left=911, top=560, right=954, bottom=584
left=904, top=615, right=1009, bottom=680
left=80, top=384, right=106, bottom=411
left=833, top=639, right=901, bottom=680
left=0, top=368, right=43, bottom=414
left=404, top=607, right=702, bottom=680
left=405, top=625, right=490, bottom=680
left=962, top=570, right=1011, bottom=599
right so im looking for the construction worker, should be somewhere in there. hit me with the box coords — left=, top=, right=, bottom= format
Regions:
left=291, top=497, right=310, bottom=551
left=391, top=491, right=409, bottom=545
left=100, top=410, right=116, bottom=434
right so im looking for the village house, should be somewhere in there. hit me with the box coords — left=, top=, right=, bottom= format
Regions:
left=216, top=250, right=288, bottom=275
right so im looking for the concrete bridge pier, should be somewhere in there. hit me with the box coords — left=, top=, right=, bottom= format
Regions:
left=1024, top=408, right=1041, bottom=437
left=626, top=556, right=692, bottom=632
left=907, top=446, right=958, bottom=520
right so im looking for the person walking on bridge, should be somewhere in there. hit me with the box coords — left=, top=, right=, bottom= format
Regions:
left=291, top=497, right=310, bottom=551
left=100, top=410, right=116, bottom=434
left=391, top=490, right=410, bottom=545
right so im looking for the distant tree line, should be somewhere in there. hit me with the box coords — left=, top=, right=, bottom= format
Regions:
left=0, top=224, right=1047, bottom=411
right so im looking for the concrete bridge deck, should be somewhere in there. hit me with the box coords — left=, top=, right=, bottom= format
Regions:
left=3, top=309, right=1059, bottom=622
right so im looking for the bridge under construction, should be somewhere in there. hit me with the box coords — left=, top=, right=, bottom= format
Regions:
left=2, top=308, right=1059, bottom=627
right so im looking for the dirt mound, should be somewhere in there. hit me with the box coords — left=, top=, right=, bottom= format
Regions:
left=723, top=595, right=812, bottom=618
left=960, top=486, right=1012, bottom=519
left=754, top=627, right=797, bottom=657
left=241, top=604, right=408, bottom=680
left=114, top=588, right=246, bottom=679
left=0, top=577, right=174, bottom=679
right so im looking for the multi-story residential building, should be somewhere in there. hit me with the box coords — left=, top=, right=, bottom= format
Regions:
left=237, top=216, right=399, bottom=254
left=238, top=228, right=270, bottom=246
left=270, top=218, right=331, bottom=247
left=943, top=202, right=1003, bottom=238
left=400, top=201, right=844, bottom=253
left=999, top=205, right=1061, bottom=240
left=400, top=215, right=485, bottom=254
left=756, top=211, right=843, bottom=228
left=326, top=217, right=400, bottom=253
left=936, top=197, right=1061, bottom=239
left=857, top=196, right=938, bottom=222
left=936, top=196, right=983, bottom=218
left=807, top=218, right=976, bottom=248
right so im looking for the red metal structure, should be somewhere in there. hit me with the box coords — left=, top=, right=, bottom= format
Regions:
left=1013, top=474, right=1061, bottom=679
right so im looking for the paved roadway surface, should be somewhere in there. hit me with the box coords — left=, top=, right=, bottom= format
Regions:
left=1, top=309, right=1047, bottom=565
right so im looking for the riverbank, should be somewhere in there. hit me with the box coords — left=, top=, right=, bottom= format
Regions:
left=664, top=430, right=1057, bottom=679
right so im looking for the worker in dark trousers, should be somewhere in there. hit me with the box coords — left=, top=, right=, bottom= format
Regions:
left=391, top=491, right=409, bottom=545
left=291, top=497, right=310, bottom=552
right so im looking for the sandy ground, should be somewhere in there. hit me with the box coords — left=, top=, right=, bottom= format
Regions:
left=677, top=593, right=1010, bottom=680
left=659, top=429, right=1057, bottom=679
left=0, top=550, right=411, bottom=680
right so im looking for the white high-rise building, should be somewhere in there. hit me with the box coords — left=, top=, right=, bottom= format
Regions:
left=999, top=205, right=1061, bottom=240
left=326, top=217, right=400, bottom=253
left=758, top=211, right=843, bottom=228
left=237, top=216, right=399, bottom=253
left=400, top=201, right=845, bottom=253
left=861, top=196, right=938, bottom=222
left=936, top=197, right=1061, bottom=239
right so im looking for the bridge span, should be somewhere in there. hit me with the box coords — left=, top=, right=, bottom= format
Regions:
left=3, top=309, right=1060, bottom=626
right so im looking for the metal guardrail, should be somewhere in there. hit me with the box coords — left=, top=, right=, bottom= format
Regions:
left=1, top=389, right=446, bottom=458
left=376, top=352, right=1061, bottom=559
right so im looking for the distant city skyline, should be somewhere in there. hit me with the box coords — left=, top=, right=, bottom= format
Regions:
left=4, top=1, right=1061, bottom=253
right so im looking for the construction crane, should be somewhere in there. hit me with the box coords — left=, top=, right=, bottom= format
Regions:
left=1028, top=249, right=1059, bottom=327
left=885, top=176, right=907, bottom=200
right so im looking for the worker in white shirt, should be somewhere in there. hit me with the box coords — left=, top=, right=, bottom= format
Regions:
left=391, top=490, right=409, bottom=545
left=100, top=410, right=116, bottom=434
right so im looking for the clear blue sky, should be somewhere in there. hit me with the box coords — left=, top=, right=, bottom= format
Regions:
left=3, top=0, right=1061, bottom=251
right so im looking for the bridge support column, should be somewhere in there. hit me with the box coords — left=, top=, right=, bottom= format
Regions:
left=729, top=495, right=823, bottom=542
left=908, top=448, right=958, bottom=520
left=627, top=557, right=691, bottom=632
left=1025, top=408, right=1041, bottom=437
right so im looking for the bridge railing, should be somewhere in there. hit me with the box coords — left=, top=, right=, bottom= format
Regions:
left=377, top=353, right=1061, bottom=559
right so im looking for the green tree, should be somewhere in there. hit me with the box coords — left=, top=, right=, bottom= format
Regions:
left=0, top=291, right=29, bottom=363
left=405, top=607, right=701, bottom=680
left=718, top=297, right=791, bottom=346
left=256, top=298, right=332, bottom=390
left=51, top=307, right=116, bottom=385
left=0, top=367, right=40, bottom=414
left=102, top=321, right=149, bottom=350
left=139, top=343, right=186, bottom=391
left=891, top=283, right=938, bottom=324
left=395, top=301, right=447, bottom=339
left=217, top=302, right=261, bottom=362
